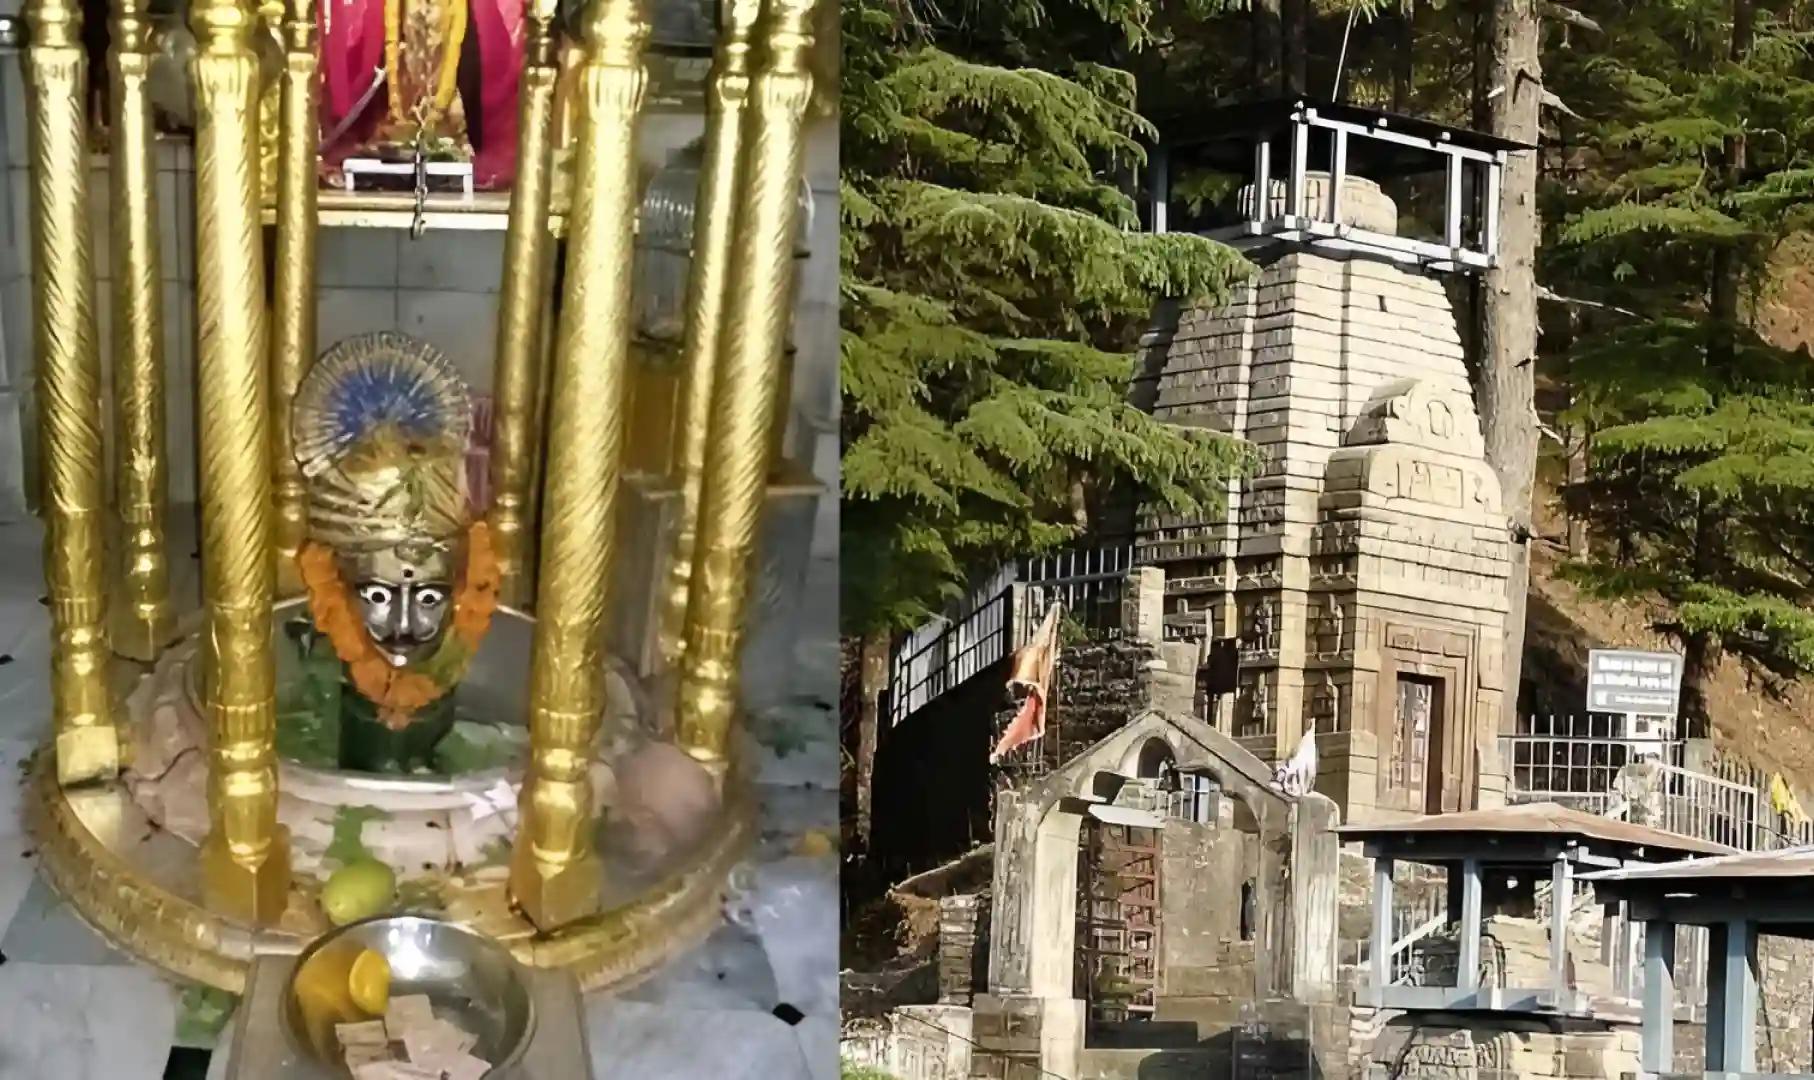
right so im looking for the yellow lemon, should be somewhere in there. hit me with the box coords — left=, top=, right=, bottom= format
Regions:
left=292, top=944, right=363, bottom=1057
left=321, top=860, right=397, bottom=926
left=347, top=948, right=391, bottom=1016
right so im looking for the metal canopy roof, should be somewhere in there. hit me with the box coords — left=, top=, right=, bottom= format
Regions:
left=1582, top=846, right=1814, bottom=932
left=1153, top=98, right=1536, bottom=177
left=1337, top=802, right=1736, bottom=861
left=1581, top=846, right=1814, bottom=885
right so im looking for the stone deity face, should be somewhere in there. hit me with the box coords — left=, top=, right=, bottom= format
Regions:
left=341, top=542, right=456, bottom=667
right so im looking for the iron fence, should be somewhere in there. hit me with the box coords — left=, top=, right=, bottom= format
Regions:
left=1499, top=714, right=1685, bottom=815
left=885, top=540, right=1144, bottom=726
left=886, top=586, right=1021, bottom=727
left=1499, top=716, right=1813, bottom=853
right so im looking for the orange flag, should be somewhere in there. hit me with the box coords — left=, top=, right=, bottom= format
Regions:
left=991, top=602, right=1063, bottom=763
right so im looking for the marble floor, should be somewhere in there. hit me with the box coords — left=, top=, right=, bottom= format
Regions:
left=0, top=509, right=839, bottom=1079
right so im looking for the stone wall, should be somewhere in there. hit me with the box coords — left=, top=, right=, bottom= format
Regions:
left=1755, top=932, right=1814, bottom=1072
left=992, top=638, right=1163, bottom=780
left=842, top=1005, right=975, bottom=1080
left=937, top=894, right=985, bottom=1007
left=1366, top=1015, right=1639, bottom=1080
left=1159, top=819, right=1254, bottom=983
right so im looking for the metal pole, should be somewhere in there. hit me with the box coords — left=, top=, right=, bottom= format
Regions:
left=192, top=0, right=292, bottom=923
left=1641, top=919, right=1675, bottom=1072
left=673, top=0, right=818, bottom=775
left=25, top=0, right=119, bottom=784
left=267, top=0, right=319, bottom=598
left=507, top=0, right=649, bottom=931
left=485, top=0, right=563, bottom=609
left=656, top=0, right=762, bottom=664
left=107, top=0, right=175, bottom=657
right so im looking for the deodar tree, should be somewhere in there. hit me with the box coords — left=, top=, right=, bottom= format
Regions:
left=839, top=0, right=1254, bottom=845
left=1545, top=0, right=1814, bottom=712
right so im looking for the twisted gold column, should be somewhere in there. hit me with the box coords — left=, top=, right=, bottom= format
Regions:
left=268, top=0, right=317, bottom=597
left=24, top=0, right=119, bottom=784
left=486, top=0, right=562, bottom=609
left=255, top=0, right=282, bottom=198
left=192, top=0, right=292, bottom=923
left=108, top=0, right=176, bottom=662
left=654, top=0, right=761, bottom=666
left=507, top=0, right=648, bottom=931
left=673, top=0, right=817, bottom=773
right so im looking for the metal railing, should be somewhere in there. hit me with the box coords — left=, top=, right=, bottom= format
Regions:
left=886, top=586, right=1022, bottom=727
left=1500, top=718, right=1812, bottom=854
left=885, top=539, right=1143, bottom=726
left=1499, top=714, right=1686, bottom=815
left=1652, top=763, right=1764, bottom=851
left=1346, top=870, right=1450, bottom=986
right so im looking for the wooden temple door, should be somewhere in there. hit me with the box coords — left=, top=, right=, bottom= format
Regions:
left=1075, top=819, right=1161, bottom=1027
left=1389, top=674, right=1449, bottom=815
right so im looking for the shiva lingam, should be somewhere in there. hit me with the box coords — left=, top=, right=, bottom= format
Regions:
left=287, top=333, right=500, bottom=774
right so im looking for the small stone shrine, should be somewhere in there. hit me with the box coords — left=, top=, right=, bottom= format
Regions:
left=1138, top=99, right=1521, bottom=822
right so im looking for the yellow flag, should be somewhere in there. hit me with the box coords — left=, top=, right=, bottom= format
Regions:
left=1770, top=773, right=1809, bottom=827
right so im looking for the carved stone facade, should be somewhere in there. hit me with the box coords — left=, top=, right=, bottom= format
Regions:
left=1136, top=175, right=1512, bottom=822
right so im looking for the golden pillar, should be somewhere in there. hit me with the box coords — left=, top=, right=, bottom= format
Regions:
left=654, top=0, right=762, bottom=665
left=673, top=0, right=817, bottom=772
left=507, top=0, right=648, bottom=930
left=268, top=0, right=317, bottom=596
left=486, top=0, right=563, bottom=609
left=191, top=0, right=292, bottom=923
left=256, top=0, right=283, bottom=198
left=108, top=0, right=176, bottom=662
left=24, top=0, right=120, bottom=783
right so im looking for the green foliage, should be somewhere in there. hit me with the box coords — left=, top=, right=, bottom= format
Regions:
left=841, top=1061, right=899, bottom=1080
left=325, top=805, right=391, bottom=867
left=1545, top=0, right=1814, bottom=679
left=431, top=719, right=528, bottom=776
left=841, top=0, right=1254, bottom=635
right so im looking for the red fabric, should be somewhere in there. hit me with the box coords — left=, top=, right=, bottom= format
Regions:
left=318, top=0, right=388, bottom=170
left=467, top=0, right=525, bottom=188
left=990, top=689, right=1046, bottom=764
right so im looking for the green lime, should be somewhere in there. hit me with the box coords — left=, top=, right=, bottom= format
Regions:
left=321, top=859, right=397, bottom=926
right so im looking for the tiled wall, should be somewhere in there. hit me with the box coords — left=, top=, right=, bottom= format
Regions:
left=0, top=45, right=840, bottom=561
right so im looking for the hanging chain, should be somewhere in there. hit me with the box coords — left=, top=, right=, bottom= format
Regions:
left=410, top=128, right=429, bottom=238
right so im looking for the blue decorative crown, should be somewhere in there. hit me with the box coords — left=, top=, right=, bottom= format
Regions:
left=294, top=331, right=472, bottom=480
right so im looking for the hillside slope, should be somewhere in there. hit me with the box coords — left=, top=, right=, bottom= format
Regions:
left=1524, top=235, right=1814, bottom=794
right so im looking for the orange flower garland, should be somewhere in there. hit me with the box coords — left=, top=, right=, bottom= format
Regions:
left=297, top=521, right=501, bottom=728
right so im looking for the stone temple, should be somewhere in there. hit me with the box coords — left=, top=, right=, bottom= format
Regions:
left=1137, top=159, right=1513, bottom=823
left=852, top=102, right=1814, bottom=1080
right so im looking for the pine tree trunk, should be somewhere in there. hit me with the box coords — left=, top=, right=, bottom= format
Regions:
left=1560, top=308, right=1588, bottom=556
left=1471, top=0, right=1492, bottom=132
left=1283, top=0, right=1309, bottom=93
left=1686, top=0, right=1750, bottom=736
left=1392, top=1, right=1416, bottom=113
left=1254, top=0, right=1284, bottom=93
left=1710, top=0, right=1751, bottom=363
left=855, top=629, right=888, bottom=849
left=1477, top=0, right=1542, bottom=733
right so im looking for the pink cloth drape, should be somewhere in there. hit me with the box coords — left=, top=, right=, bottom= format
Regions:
left=467, top=0, right=524, bottom=188
left=318, top=0, right=389, bottom=169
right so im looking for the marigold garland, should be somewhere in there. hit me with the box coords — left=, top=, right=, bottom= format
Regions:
left=297, top=521, right=501, bottom=729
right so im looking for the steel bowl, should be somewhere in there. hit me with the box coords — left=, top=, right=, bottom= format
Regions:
left=283, top=915, right=535, bottom=1077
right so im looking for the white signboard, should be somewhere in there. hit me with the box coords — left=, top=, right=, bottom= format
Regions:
left=1587, top=649, right=1683, bottom=716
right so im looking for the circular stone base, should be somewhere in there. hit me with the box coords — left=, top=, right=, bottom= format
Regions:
left=26, top=727, right=753, bottom=995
